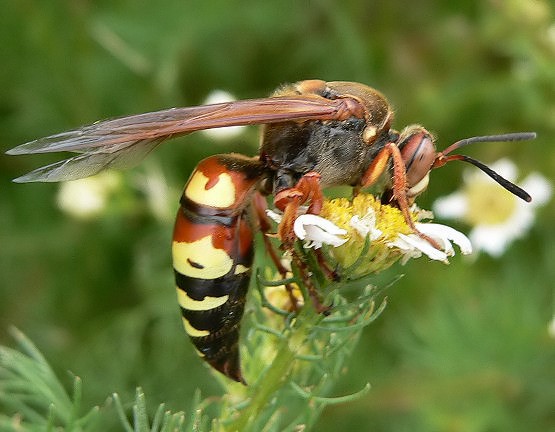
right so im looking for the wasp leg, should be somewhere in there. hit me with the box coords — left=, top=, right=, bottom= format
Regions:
left=273, top=171, right=323, bottom=247
left=360, top=143, right=442, bottom=250
left=290, top=251, right=330, bottom=314
left=271, top=172, right=330, bottom=313
left=314, top=249, right=340, bottom=281
left=252, top=193, right=300, bottom=311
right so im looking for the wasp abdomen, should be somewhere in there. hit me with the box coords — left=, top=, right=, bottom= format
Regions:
left=172, top=155, right=264, bottom=383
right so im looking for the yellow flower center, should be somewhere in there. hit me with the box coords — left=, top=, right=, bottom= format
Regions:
left=318, top=193, right=418, bottom=275
left=320, top=194, right=412, bottom=242
left=464, top=181, right=517, bottom=225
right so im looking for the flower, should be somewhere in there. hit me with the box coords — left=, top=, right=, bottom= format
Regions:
left=548, top=315, right=555, bottom=340
left=349, top=209, right=383, bottom=240
left=433, top=158, right=551, bottom=257
left=264, top=280, right=304, bottom=312
left=57, top=171, right=122, bottom=219
left=318, top=195, right=471, bottom=272
left=201, top=90, right=246, bottom=140
left=133, top=163, right=177, bottom=223
left=266, top=194, right=472, bottom=275
left=265, top=194, right=471, bottom=277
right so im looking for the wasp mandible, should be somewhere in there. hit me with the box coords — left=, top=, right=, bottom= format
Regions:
left=8, top=80, right=535, bottom=383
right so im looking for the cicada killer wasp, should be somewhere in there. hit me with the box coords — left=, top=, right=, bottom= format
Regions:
left=8, top=80, right=534, bottom=383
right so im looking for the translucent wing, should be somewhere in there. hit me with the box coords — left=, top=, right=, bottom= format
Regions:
left=12, top=138, right=164, bottom=183
left=8, top=96, right=362, bottom=182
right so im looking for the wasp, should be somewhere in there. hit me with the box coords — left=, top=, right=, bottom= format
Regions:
left=8, top=80, right=534, bottom=383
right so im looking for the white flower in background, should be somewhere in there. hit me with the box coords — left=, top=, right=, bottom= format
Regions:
left=433, top=158, right=551, bottom=257
left=201, top=90, right=246, bottom=140
left=57, top=171, right=122, bottom=219
left=548, top=315, right=555, bottom=340
left=134, top=164, right=176, bottom=223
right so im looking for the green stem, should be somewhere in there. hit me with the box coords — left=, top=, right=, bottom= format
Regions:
left=223, top=306, right=322, bottom=432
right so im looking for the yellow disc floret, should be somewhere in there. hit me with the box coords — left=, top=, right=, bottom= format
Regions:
left=319, top=193, right=418, bottom=275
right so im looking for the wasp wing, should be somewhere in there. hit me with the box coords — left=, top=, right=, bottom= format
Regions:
left=8, top=96, right=360, bottom=182
left=12, top=138, right=164, bottom=183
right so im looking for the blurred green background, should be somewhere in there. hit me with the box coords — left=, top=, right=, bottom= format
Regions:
left=1, top=0, right=554, bottom=430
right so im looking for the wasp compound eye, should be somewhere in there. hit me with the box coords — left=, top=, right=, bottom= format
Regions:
left=397, top=127, right=436, bottom=195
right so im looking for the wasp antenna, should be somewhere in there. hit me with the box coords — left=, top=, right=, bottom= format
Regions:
left=443, top=154, right=531, bottom=202
left=441, top=132, right=537, bottom=157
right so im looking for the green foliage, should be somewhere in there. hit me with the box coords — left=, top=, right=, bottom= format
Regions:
left=0, top=263, right=384, bottom=431
left=1, top=1, right=554, bottom=431
left=0, top=328, right=102, bottom=430
left=0, top=328, right=203, bottom=431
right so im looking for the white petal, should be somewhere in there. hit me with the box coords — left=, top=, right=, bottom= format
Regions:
left=416, top=223, right=473, bottom=255
left=294, top=214, right=347, bottom=238
left=57, top=172, right=120, bottom=219
left=504, top=203, right=535, bottom=236
left=432, top=192, right=468, bottom=219
left=415, top=224, right=454, bottom=255
left=469, top=199, right=536, bottom=257
left=548, top=316, right=555, bottom=340
left=203, top=90, right=236, bottom=105
left=469, top=227, right=507, bottom=257
left=293, top=214, right=348, bottom=249
left=265, top=209, right=283, bottom=224
left=520, top=173, right=552, bottom=206
left=350, top=210, right=383, bottom=240
left=464, top=158, right=518, bottom=184
left=393, top=234, right=448, bottom=262
left=387, top=237, right=423, bottom=263
left=488, top=158, right=518, bottom=182
left=303, top=225, right=348, bottom=248
left=201, top=90, right=245, bottom=140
